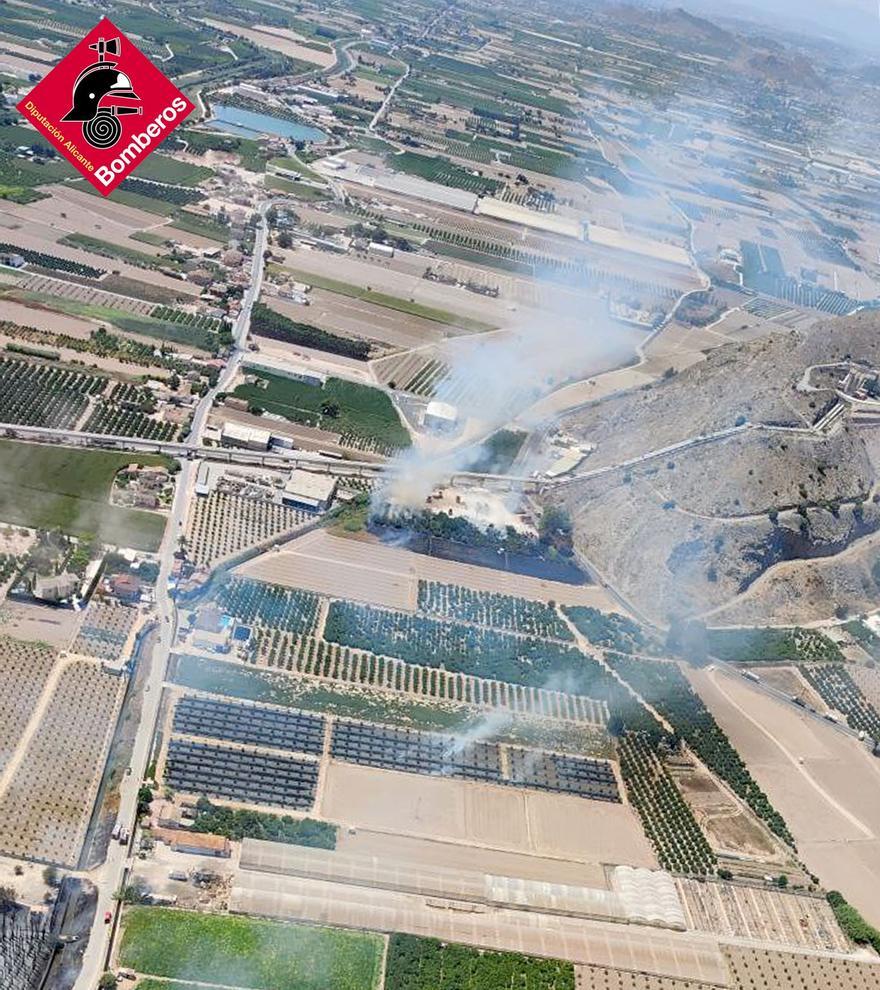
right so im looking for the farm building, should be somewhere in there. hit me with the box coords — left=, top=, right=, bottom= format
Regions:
left=33, top=572, right=79, bottom=603
left=153, top=826, right=231, bottom=858
left=221, top=421, right=271, bottom=451
left=195, top=461, right=213, bottom=497
left=423, top=400, right=458, bottom=433
left=281, top=470, right=337, bottom=511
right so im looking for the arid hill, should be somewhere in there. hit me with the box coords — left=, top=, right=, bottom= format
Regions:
left=543, top=311, right=880, bottom=626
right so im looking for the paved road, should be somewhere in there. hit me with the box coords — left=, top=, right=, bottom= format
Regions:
left=72, top=209, right=273, bottom=989
left=368, top=61, right=410, bottom=132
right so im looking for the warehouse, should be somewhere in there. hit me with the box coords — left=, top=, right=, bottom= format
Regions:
left=281, top=470, right=337, bottom=511
left=221, top=421, right=272, bottom=451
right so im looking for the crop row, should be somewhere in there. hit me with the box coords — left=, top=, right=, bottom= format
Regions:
left=801, top=664, right=880, bottom=739
left=214, top=577, right=319, bottom=637
left=418, top=580, right=572, bottom=640
left=118, top=176, right=204, bottom=205
left=84, top=401, right=177, bottom=441
left=252, top=631, right=606, bottom=724
left=563, top=606, right=660, bottom=654
left=619, top=732, right=716, bottom=876
left=152, top=306, right=225, bottom=333
left=390, top=151, right=502, bottom=195
left=606, top=654, right=795, bottom=846
left=110, top=381, right=155, bottom=410
left=385, top=934, right=574, bottom=990
left=0, top=356, right=105, bottom=428
left=0, top=241, right=104, bottom=278
left=324, top=599, right=590, bottom=688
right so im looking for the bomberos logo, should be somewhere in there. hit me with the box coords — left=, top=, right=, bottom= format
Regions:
left=17, top=17, right=194, bottom=194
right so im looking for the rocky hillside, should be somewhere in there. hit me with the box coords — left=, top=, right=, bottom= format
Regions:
left=543, top=312, right=880, bottom=625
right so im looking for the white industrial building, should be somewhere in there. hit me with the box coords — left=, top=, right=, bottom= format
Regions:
left=281, top=470, right=337, bottom=511
left=220, top=421, right=272, bottom=451
left=422, top=400, right=459, bottom=434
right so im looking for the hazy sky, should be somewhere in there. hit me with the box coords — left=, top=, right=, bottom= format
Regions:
left=680, top=0, right=880, bottom=52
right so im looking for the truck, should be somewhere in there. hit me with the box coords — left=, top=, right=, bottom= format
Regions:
left=743, top=670, right=761, bottom=683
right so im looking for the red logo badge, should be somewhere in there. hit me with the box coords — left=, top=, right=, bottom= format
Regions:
left=17, top=17, right=194, bottom=195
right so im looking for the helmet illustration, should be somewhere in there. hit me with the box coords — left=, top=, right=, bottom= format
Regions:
left=61, top=37, right=141, bottom=149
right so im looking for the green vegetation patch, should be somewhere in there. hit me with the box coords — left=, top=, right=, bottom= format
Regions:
left=191, top=797, right=337, bottom=847
left=266, top=175, right=330, bottom=201
left=168, top=211, right=231, bottom=242
left=388, top=151, right=501, bottom=196
left=467, top=429, right=526, bottom=473
left=706, top=627, right=843, bottom=663
left=0, top=440, right=169, bottom=550
left=119, top=907, right=383, bottom=989
left=4, top=289, right=222, bottom=353
left=827, top=891, right=880, bottom=953
left=564, top=606, right=661, bottom=655
left=233, top=368, right=410, bottom=449
left=133, top=154, right=215, bottom=187
left=385, top=934, right=574, bottom=990
left=251, top=302, right=371, bottom=361
left=607, top=653, right=795, bottom=846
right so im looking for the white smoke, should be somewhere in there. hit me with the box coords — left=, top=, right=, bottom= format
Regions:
left=380, top=291, right=639, bottom=509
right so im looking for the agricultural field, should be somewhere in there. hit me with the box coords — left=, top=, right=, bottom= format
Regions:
left=152, top=306, right=227, bottom=335
left=417, top=581, right=573, bottom=639
left=214, top=576, right=320, bottom=637
left=15, top=273, right=159, bottom=316
left=0, top=657, right=123, bottom=866
left=385, top=934, right=574, bottom=990
left=722, top=945, right=880, bottom=990
left=250, top=629, right=606, bottom=725
left=0, top=638, right=57, bottom=778
left=190, top=798, right=337, bottom=848
left=58, top=234, right=181, bottom=273
left=186, top=491, right=312, bottom=566
left=72, top=602, right=138, bottom=662
left=707, top=627, right=844, bottom=664
left=0, top=242, right=104, bottom=279
left=606, top=654, right=795, bottom=846
left=252, top=302, right=371, bottom=360
left=618, top=732, right=716, bottom=876
left=564, top=606, right=661, bottom=655
left=118, top=908, right=384, bottom=990
left=133, top=154, right=215, bottom=187
left=0, top=355, right=104, bottom=428
left=800, top=664, right=880, bottom=739
left=677, top=878, right=850, bottom=953
left=324, top=599, right=595, bottom=688
left=276, top=267, right=494, bottom=333
left=6, top=288, right=225, bottom=353
left=84, top=401, right=178, bottom=442
left=387, top=151, right=503, bottom=196
left=232, top=369, right=410, bottom=451
left=0, top=441, right=170, bottom=550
